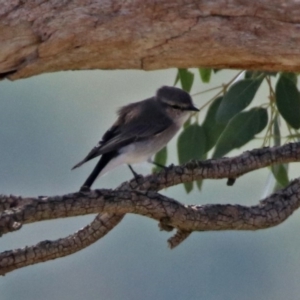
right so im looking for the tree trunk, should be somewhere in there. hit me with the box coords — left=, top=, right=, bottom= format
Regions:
left=1, top=0, right=300, bottom=80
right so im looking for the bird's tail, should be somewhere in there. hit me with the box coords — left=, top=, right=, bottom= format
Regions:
left=80, top=151, right=118, bottom=189
left=72, top=145, right=104, bottom=170
left=72, top=160, right=86, bottom=170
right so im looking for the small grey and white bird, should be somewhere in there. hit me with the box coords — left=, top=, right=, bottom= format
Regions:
left=72, top=86, right=199, bottom=190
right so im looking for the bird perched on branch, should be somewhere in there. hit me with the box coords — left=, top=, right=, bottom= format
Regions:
left=72, top=86, right=199, bottom=191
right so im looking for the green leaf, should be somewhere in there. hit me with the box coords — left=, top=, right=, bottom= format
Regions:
left=195, top=153, right=206, bottom=191
left=177, top=123, right=206, bottom=193
left=244, top=71, right=253, bottom=79
left=245, top=71, right=277, bottom=79
left=199, top=68, right=212, bottom=83
left=184, top=118, right=191, bottom=129
left=196, top=179, right=203, bottom=190
left=177, top=124, right=206, bottom=164
left=152, top=147, right=167, bottom=173
left=281, top=72, right=297, bottom=85
left=273, top=114, right=281, bottom=147
left=244, top=71, right=263, bottom=79
left=271, top=115, right=289, bottom=189
left=216, top=78, right=263, bottom=123
left=174, top=71, right=180, bottom=86
left=271, top=164, right=289, bottom=188
left=275, top=75, right=300, bottom=129
left=184, top=182, right=193, bottom=193
left=178, top=69, right=194, bottom=92
left=202, top=96, right=228, bottom=152
left=212, top=108, right=268, bottom=158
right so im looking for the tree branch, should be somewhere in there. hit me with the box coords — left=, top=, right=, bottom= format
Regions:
left=1, top=143, right=300, bottom=275
left=1, top=178, right=300, bottom=275
left=1, top=0, right=300, bottom=79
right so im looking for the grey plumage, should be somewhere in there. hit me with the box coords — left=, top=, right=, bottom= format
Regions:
left=72, top=86, right=198, bottom=190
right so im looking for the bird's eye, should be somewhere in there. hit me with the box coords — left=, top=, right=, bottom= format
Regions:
left=171, top=105, right=181, bottom=110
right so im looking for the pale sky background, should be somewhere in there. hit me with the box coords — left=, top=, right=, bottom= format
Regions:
left=1, top=69, right=300, bottom=300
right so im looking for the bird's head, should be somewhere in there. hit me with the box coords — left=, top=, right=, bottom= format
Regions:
left=156, top=86, right=199, bottom=124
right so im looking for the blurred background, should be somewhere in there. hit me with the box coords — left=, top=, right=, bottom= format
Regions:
left=1, top=69, right=300, bottom=300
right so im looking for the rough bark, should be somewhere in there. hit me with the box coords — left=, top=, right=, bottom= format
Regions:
left=2, top=0, right=300, bottom=276
left=1, top=142, right=300, bottom=275
left=1, top=0, right=300, bottom=80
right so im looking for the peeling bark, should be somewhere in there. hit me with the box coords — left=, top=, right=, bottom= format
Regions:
left=1, top=0, right=300, bottom=79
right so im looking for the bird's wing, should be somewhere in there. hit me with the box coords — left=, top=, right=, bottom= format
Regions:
left=71, top=124, right=120, bottom=169
left=97, top=113, right=173, bottom=155
left=72, top=99, right=173, bottom=169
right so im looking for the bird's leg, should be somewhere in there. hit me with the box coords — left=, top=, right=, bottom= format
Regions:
left=148, top=159, right=168, bottom=171
left=127, top=164, right=142, bottom=180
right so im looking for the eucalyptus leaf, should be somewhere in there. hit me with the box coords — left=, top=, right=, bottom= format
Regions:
left=202, top=96, right=228, bottom=152
left=178, top=69, right=194, bottom=92
left=195, top=153, right=207, bottom=191
left=184, top=182, right=193, bottom=194
left=275, top=75, right=300, bottom=129
left=271, top=164, right=289, bottom=188
left=199, top=68, right=212, bottom=83
left=174, top=71, right=180, bottom=86
left=177, top=124, right=206, bottom=164
left=244, top=71, right=263, bottom=79
left=196, top=180, right=203, bottom=190
left=216, top=78, right=263, bottom=123
left=271, top=115, right=289, bottom=189
left=152, top=147, right=167, bottom=173
left=273, top=114, right=281, bottom=147
left=213, top=108, right=268, bottom=158
left=184, top=118, right=191, bottom=129
left=244, top=71, right=253, bottom=79
left=281, top=72, right=297, bottom=85
left=177, top=124, right=206, bottom=193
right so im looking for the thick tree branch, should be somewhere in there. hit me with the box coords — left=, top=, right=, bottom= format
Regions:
left=1, top=0, right=300, bottom=79
left=2, top=142, right=300, bottom=233
left=0, top=213, right=124, bottom=276
left=1, top=143, right=300, bottom=275
left=1, top=178, right=300, bottom=275
left=2, top=179, right=300, bottom=234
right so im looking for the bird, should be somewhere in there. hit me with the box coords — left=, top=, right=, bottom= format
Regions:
left=72, top=86, right=199, bottom=191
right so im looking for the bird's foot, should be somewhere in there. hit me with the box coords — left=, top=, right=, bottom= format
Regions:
left=126, top=164, right=144, bottom=184
left=79, top=185, right=91, bottom=192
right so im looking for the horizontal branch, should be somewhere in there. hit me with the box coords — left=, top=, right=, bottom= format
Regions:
left=0, top=213, right=124, bottom=276
left=2, top=0, right=300, bottom=79
left=123, top=142, right=300, bottom=192
left=2, top=178, right=300, bottom=234
left=1, top=177, right=300, bottom=275
left=1, top=142, right=300, bottom=230
left=1, top=143, right=300, bottom=274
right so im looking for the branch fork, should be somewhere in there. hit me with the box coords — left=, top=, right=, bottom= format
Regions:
left=1, top=142, right=300, bottom=275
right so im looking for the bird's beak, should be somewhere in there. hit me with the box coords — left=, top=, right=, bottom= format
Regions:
left=187, top=104, right=199, bottom=112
